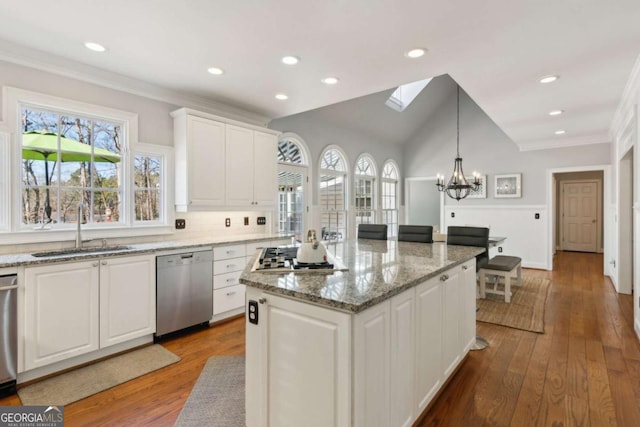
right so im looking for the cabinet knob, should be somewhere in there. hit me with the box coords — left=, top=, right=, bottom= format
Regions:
left=462, top=265, right=468, bottom=271
left=226, top=264, right=235, bottom=269
left=440, top=274, right=449, bottom=281
left=92, top=262, right=99, bottom=267
left=226, top=291, right=237, bottom=296
left=258, top=297, right=267, bottom=304
left=101, top=261, right=107, bottom=265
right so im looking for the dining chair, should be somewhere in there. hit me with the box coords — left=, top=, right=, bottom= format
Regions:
left=357, top=224, right=388, bottom=240
left=397, top=225, right=433, bottom=243
left=446, top=226, right=490, bottom=271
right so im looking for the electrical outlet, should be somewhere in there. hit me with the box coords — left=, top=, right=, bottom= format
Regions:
left=257, top=216, right=266, bottom=225
left=498, top=246, right=503, bottom=253
left=244, top=216, right=249, bottom=226
left=535, top=213, right=540, bottom=219
left=248, top=300, right=259, bottom=325
left=175, top=219, right=186, bottom=229
left=451, top=212, right=455, bottom=218
left=225, top=218, right=231, bottom=227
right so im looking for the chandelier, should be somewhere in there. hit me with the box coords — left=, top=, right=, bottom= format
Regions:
left=436, top=86, right=481, bottom=201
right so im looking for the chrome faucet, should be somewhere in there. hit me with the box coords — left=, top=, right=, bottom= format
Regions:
left=75, top=203, right=83, bottom=249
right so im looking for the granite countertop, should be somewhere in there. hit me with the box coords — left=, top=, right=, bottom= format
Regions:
left=240, top=240, right=485, bottom=313
left=0, top=233, right=292, bottom=268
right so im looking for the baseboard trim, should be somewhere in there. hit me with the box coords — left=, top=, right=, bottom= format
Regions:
left=522, top=261, right=548, bottom=270
left=635, top=318, right=640, bottom=342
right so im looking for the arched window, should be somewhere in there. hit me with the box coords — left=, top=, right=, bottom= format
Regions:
left=381, top=160, right=399, bottom=237
left=277, top=135, right=309, bottom=242
left=354, top=154, right=377, bottom=232
left=319, top=146, right=348, bottom=241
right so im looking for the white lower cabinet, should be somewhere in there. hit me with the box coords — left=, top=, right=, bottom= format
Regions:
left=354, top=301, right=390, bottom=427
left=246, top=259, right=477, bottom=427
left=24, top=260, right=100, bottom=370
left=99, top=255, right=156, bottom=348
left=414, top=276, right=443, bottom=413
left=246, top=289, right=351, bottom=427
left=390, top=290, right=416, bottom=427
left=24, top=254, right=155, bottom=371
left=212, top=243, right=247, bottom=321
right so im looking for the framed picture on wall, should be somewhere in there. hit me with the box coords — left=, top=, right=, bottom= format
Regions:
left=466, top=174, right=487, bottom=198
left=495, top=173, right=522, bottom=198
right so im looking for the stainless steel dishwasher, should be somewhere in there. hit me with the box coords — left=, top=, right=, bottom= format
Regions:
left=156, top=250, right=213, bottom=338
left=0, top=274, right=17, bottom=397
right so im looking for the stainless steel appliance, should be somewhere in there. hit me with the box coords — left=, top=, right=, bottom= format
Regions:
left=156, top=250, right=213, bottom=338
left=0, top=274, right=17, bottom=397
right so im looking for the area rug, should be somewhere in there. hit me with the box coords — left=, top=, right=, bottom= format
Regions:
left=18, top=344, right=180, bottom=406
left=477, top=276, right=551, bottom=333
left=174, top=355, right=245, bottom=427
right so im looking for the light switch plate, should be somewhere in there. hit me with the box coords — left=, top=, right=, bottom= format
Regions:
left=175, top=219, right=186, bottom=229
left=225, top=218, right=231, bottom=227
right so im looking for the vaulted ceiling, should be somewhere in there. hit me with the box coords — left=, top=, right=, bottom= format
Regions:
left=0, top=0, right=638, bottom=150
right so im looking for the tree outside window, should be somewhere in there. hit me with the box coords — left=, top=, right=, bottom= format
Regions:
left=20, top=106, right=122, bottom=226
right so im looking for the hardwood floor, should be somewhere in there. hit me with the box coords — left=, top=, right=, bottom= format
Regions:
left=1, top=251, right=639, bottom=426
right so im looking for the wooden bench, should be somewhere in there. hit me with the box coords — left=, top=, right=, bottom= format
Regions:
left=479, top=255, right=522, bottom=303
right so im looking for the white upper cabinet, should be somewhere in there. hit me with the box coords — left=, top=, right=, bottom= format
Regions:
left=252, top=131, right=278, bottom=206
left=172, top=108, right=279, bottom=211
left=173, top=114, right=226, bottom=211
left=225, top=125, right=255, bottom=206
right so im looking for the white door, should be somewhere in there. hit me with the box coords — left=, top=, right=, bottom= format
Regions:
left=24, top=261, right=100, bottom=370
left=390, top=290, right=415, bottom=427
left=278, top=164, right=307, bottom=242
left=441, top=269, right=462, bottom=378
left=253, top=131, right=277, bottom=206
left=99, top=255, right=156, bottom=348
left=187, top=116, right=226, bottom=207
left=225, top=124, right=254, bottom=206
left=562, top=181, right=598, bottom=252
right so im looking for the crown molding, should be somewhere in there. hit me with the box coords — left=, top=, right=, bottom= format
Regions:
left=516, top=133, right=611, bottom=152
left=0, top=38, right=272, bottom=126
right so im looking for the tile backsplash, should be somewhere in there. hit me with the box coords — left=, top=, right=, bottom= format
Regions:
left=0, top=211, right=273, bottom=255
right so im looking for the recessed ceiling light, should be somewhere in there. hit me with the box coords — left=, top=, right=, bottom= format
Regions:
left=84, top=42, right=106, bottom=52
left=275, top=93, right=288, bottom=100
left=555, top=130, right=566, bottom=135
left=539, top=75, right=559, bottom=84
left=321, top=77, right=339, bottom=85
left=405, top=48, right=426, bottom=59
left=281, top=56, right=299, bottom=65
left=549, top=110, right=564, bottom=116
left=207, top=67, right=224, bottom=75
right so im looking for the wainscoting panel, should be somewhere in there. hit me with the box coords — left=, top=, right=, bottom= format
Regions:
left=444, top=205, right=548, bottom=269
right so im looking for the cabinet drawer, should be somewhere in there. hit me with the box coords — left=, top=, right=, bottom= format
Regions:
left=214, top=271, right=242, bottom=289
left=213, top=284, right=245, bottom=315
left=214, top=257, right=246, bottom=275
left=214, top=244, right=246, bottom=260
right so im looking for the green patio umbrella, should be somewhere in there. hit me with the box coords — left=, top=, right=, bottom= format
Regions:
left=21, top=130, right=121, bottom=221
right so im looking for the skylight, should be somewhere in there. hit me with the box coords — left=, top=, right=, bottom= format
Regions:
left=385, top=78, right=432, bottom=112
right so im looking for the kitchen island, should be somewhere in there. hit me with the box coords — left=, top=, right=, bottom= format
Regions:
left=240, top=239, right=485, bottom=427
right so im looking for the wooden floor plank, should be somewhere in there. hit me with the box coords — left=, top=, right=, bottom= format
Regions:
left=2, top=252, right=640, bottom=427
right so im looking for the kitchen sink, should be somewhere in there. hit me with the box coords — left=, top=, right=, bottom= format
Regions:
left=31, top=245, right=132, bottom=258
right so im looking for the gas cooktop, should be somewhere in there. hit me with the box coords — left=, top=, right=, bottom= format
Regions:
left=251, top=247, right=346, bottom=273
